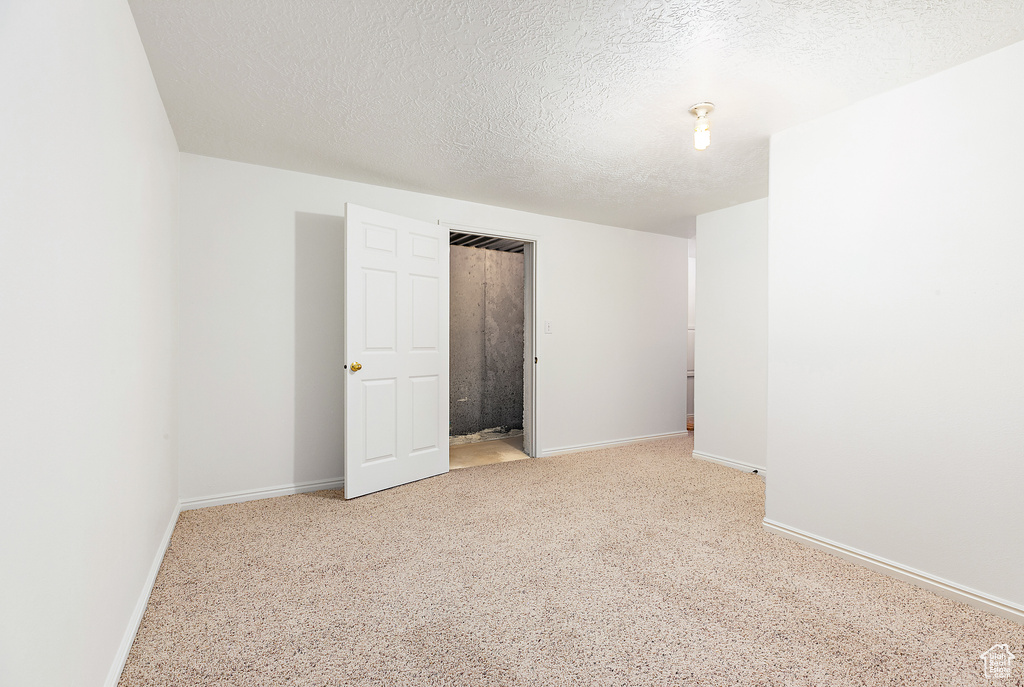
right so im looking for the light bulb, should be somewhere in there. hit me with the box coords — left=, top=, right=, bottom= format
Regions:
left=694, top=114, right=710, bottom=151
left=689, top=102, right=714, bottom=151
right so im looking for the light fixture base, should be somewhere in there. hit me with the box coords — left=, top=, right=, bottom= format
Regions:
left=689, top=102, right=715, bottom=117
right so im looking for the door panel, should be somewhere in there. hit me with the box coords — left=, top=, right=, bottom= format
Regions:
left=361, top=378, right=397, bottom=465
left=411, top=375, right=440, bottom=453
left=363, top=269, right=397, bottom=350
left=345, top=204, right=449, bottom=498
left=410, top=275, right=439, bottom=350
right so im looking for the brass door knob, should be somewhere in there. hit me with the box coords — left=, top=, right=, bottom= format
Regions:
left=350, top=362, right=362, bottom=372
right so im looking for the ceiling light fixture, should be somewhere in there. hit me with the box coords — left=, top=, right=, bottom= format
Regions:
left=689, top=102, right=714, bottom=151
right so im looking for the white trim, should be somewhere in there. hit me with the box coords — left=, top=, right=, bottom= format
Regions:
left=763, top=519, right=1024, bottom=625
left=541, top=431, right=688, bottom=457
left=692, top=450, right=765, bottom=474
left=439, top=220, right=540, bottom=242
left=523, top=240, right=538, bottom=459
left=105, top=501, right=180, bottom=687
left=180, top=477, right=345, bottom=511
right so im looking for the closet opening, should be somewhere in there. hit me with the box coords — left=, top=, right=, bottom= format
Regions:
left=447, top=229, right=536, bottom=469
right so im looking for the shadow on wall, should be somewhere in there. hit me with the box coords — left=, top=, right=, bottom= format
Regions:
left=295, top=212, right=346, bottom=485
left=450, top=245, right=524, bottom=436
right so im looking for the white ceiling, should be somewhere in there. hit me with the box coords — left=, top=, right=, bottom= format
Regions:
left=129, top=0, right=1024, bottom=236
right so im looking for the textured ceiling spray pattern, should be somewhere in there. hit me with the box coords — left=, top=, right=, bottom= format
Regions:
left=129, top=0, right=1024, bottom=233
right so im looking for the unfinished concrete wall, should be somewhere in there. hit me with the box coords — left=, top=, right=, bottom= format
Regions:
left=482, top=248, right=525, bottom=431
left=450, top=245, right=524, bottom=435
left=450, top=246, right=486, bottom=434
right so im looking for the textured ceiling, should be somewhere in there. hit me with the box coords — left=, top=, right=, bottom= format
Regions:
left=129, top=0, right=1024, bottom=235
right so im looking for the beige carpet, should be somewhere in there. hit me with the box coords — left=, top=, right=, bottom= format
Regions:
left=121, top=436, right=1023, bottom=686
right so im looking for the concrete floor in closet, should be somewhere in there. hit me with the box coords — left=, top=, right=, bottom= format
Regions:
left=449, top=436, right=528, bottom=470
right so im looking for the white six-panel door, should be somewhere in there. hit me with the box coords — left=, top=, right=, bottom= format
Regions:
left=344, top=204, right=449, bottom=498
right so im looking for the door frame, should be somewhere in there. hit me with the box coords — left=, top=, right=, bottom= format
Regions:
left=440, top=221, right=540, bottom=457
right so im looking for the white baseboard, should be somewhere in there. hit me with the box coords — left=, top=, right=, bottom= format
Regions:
left=180, top=477, right=345, bottom=511
left=692, top=450, right=765, bottom=475
left=105, top=500, right=181, bottom=687
left=540, top=431, right=688, bottom=457
left=763, top=519, right=1024, bottom=625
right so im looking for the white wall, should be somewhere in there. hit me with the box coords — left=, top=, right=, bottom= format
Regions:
left=0, top=2, right=180, bottom=686
left=178, top=154, right=688, bottom=501
left=686, top=239, right=696, bottom=422
left=295, top=213, right=347, bottom=485
left=767, top=40, right=1024, bottom=611
left=693, top=199, right=769, bottom=472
